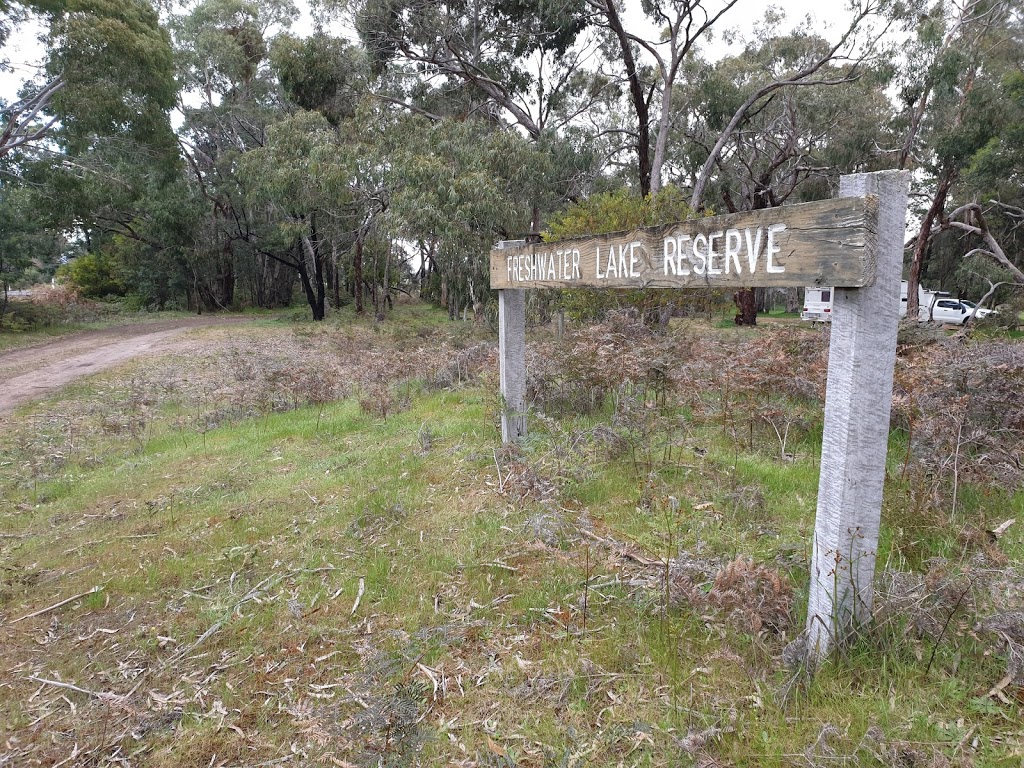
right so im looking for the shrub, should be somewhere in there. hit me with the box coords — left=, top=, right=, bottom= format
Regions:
left=57, top=251, right=125, bottom=298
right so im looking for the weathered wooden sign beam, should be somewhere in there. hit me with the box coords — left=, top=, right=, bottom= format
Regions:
left=489, top=196, right=879, bottom=291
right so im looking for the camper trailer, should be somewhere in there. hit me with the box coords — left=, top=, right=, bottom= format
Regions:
left=801, top=287, right=832, bottom=322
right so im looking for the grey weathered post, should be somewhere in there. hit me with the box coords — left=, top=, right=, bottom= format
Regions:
left=804, top=171, right=910, bottom=662
left=497, top=240, right=527, bottom=443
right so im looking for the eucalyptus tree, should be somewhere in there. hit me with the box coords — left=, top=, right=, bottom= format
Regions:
left=0, top=183, right=63, bottom=322
left=238, top=110, right=353, bottom=319
left=352, top=0, right=592, bottom=137
left=895, top=0, right=1023, bottom=314
left=384, top=115, right=578, bottom=318
left=171, top=0, right=299, bottom=310
left=1, top=0, right=177, bottom=159
left=350, top=0, right=606, bottom=237
left=0, top=0, right=189, bottom=309
left=581, top=0, right=740, bottom=196
left=268, top=32, right=391, bottom=316
left=686, top=2, right=892, bottom=213
left=672, top=24, right=895, bottom=323
left=958, top=68, right=1024, bottom=290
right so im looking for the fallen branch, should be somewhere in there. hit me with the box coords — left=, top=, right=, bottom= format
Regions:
left=10, top=586, right=103, bottom=625
left=990, top=519, right=1015, bottom=539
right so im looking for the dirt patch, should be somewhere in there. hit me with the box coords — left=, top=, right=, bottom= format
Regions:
left=0, top=316, right=255, bottom=416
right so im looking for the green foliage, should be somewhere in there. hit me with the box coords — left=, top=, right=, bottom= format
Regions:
left=58, top=249, right=125, bottom=298
left=44, top=0, right=179, bottom=152
left=385, top=116, right=587, bottom=314
left=0, top=185, right=64, bottom=290
left=271, top=32, right=365, bottom=124
left=681, top=30, right=896, bottom=211
left=544, top=185, right=695, bottom=240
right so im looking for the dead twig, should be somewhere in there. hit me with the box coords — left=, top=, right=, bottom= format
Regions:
left=10, top=586, right=103, bottom=625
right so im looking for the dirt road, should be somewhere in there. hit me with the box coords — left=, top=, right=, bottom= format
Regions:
left=0, top=316, right=253, bottom=416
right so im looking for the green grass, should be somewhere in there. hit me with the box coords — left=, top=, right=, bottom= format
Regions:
left=1, top=302, right=1020, bottom=766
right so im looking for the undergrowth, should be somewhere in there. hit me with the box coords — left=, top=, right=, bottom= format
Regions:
left=0, top=303, right=1020, bottom=767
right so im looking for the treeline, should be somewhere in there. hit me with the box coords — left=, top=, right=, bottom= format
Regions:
left=2, top=0, right=1023, bottom=322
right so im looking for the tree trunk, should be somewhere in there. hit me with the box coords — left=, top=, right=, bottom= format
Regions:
left=332, top=239, right=341, bottom=309
left=371, top=245, right=380, bottom=316
left=382, top=243, right=391, bottom=313
left=311, top=227, right=325, bottom=321
left=755, top=287, right=769, bottom=314
left=907, top=169, right=955, bottom=318
left=734, top=289, right=757, bottom=326
left=786, top=287, right=800, bottom=314
left=297, top=240, right=325, bottom=321
left=600, top=0, right=651, bottom=196
left=353, top=234, right=364, bottom=314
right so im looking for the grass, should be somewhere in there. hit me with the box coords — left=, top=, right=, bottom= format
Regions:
left=1, top=301, right=1021, bottom=767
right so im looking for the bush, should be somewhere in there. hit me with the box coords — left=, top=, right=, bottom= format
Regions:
left=57, top=251, right=125, bottom=298
left=0, top=297, right=63, bottom=330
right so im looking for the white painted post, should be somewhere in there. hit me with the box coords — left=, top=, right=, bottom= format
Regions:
left=804, top=171, right=910, bottom=663
left=497, top=241, right=527, bottom=443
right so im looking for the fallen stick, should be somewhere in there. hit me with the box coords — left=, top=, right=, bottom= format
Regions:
left=10, top=586, right=103, bottom=624
left=351, top=578, right=365, bottom=616
left=991, top=519, right=1016, bottom=539
left=27, top=675, right=114, bottom=700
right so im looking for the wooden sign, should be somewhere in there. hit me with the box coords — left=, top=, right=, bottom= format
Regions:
left=489, top=196, right=879, bottom=290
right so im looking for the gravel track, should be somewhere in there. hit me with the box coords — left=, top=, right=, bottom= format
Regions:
left=0, top=316, right=254, bottom=416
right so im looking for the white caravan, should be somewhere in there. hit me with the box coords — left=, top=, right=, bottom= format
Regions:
left=801, top=287, right=833, bottom=322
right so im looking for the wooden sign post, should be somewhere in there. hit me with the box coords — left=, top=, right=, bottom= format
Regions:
left=804, top=171, right=909, bottom=663
left=490, top=171, right=909, bottom=662
left=496, top=240, right=528, bottom=443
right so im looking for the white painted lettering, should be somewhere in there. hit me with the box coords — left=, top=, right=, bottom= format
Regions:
left=724, top=229, right=742, bottom=275
left=629, top=241, right=641, bottom=277
left=677, top=235, right=691, bottom=275
left=663, top=236, right=676, bottom=275
left=692, top=234, right=707, bottom=275
left=548, top=253, right=556, bottom=281
left=616, top=244, right=628, bottom=278
left=707, top=231, right=722, bottom=275
left=572, top=249, right=581, bottom=279
left=507, top=256, right=514, bottom=283
left=606, top=245, right=619, bottom=278
left=766, top=223, right=786, bottom=273
left=745, top=227, right=763, bottom=273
